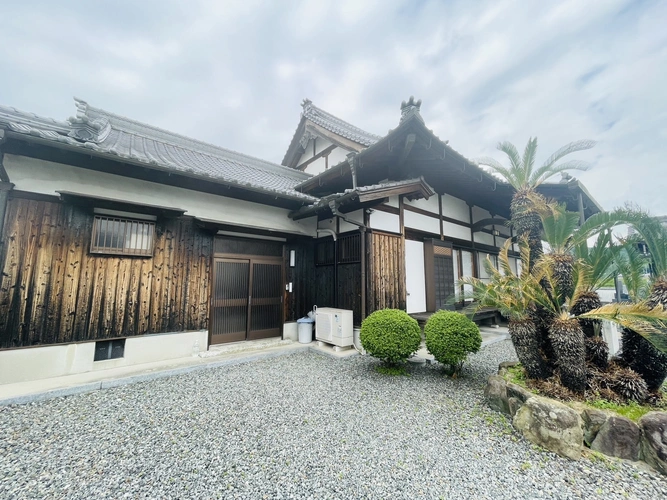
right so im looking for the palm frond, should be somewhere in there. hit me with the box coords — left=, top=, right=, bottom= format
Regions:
left=496, top=141, right=525, bottom=186
left=522, top=137, right=538, bottom=182
left=475, top=157, right=517, bottom=186
left=531, top=160, right=592, bottom=187
left=579, top=302, right=667, bottom=354
left=540, top=207, right=580, bottom=253
left=539, top=140, right=596, bottom=170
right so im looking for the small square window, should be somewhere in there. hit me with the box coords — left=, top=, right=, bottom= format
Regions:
left=94, top=339, right=125, bottom=361
left=91, top=216, right=155, bottom=256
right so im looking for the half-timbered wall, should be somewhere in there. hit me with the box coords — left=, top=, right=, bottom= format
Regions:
left=0, top=197, right=212, bottom=348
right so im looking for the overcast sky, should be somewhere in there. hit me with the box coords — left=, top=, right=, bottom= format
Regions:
left=1, top=0, right=665, bottom=214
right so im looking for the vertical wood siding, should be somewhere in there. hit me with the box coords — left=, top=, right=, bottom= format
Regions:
left=368, top=231, right=406, bottom=313
left=0, top=198, right=212, bottom=348
left=284, top=237, right=362, bottom=324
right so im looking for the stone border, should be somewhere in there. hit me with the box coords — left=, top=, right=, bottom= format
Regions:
left=485, top=362, right=667, bottom=475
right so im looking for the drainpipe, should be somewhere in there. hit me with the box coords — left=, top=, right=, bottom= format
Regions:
left=347, top=152, right=358, bottom=190
left=329, top=200, right=367, bottom=320
left=0, top=132, right=14, bottom=261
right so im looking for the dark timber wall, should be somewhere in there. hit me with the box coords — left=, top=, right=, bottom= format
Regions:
left=0, top=197, right=212, bottom=348
left=284, top=235, right=362, bottom=325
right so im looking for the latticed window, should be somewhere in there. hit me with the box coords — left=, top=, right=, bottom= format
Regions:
left=91, top=216, right=155, bottom=256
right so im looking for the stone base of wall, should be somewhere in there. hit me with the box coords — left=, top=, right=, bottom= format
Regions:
left=485, top=362, right=667, bottom=475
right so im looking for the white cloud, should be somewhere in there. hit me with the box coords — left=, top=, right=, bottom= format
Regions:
left=0, top=0, right=664, bottom=214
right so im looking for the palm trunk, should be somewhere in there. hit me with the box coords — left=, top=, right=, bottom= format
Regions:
left=571, top=290, right=602, bottom=338
left=551, top=253, right=575, bottom=303
left=510, top=192, right=543, bottom=271
left=548, top=315, right=587, bottom=393
left=625, top=278, right=667, bottom=391
left=508, top=318, right=550, bottom=380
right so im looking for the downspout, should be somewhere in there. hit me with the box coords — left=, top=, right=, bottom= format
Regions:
left=347, top=152, right=358, bottom=190
left=329, top=200, right=367, bottom=321
left=0, top=131, right=14, bottom=263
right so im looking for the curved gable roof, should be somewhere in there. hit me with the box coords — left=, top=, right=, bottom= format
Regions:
left=281, top=99, right=382, bottom=167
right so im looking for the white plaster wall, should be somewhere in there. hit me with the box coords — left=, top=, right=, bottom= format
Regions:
left=472, top=206, right=492, bottom=223
left=441, top=195, right=470, bottom=223
left=318, top=217, right=337, bottom=233
left=328, top=146, right=350, bottom=167
left=369, top=210, right=400, bottom=233
left=339, top=210, right=364, bottom=233
left=404, top=210, right=439, bottom=235
left=474, top=231, right=495, bottom=246
left=405, top=195, right=439, bottom=215
left=386, top=196, right=400, bottom=208
left=5, top=155, right=316, bottom=237
left=443, top=220, right=471, bottom=241
left=0, top=330, right=208, bottom=385
left=299, top=137, right=351, bottom=176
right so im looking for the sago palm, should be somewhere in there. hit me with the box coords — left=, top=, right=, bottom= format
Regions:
left=615, top=212, right=667, bottom=390
left=461, top=241, right=551, bottom=380
left=476, top=138, right=595, bottom=269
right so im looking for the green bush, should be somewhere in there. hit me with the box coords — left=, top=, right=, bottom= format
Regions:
left=360, top=309, right=421, bottom=365
left=425, top=311, right=482, bottom=375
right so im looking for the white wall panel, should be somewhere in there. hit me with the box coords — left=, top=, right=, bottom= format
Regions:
left=369, top=210, right=400, bottom=233
left=405, top=195, right=439, bottom=215
left=443, top=220, right=471, bottom=241
left=472, top=206, right=492, bottom=223
left=441, top=195, right=470, bottom=223
left=474, top=231, right=495, bottom=246
left=386, top=196, right=400, bottom=208
left=5, top=155, right=317, bottom=236
left=404, top=210, right=439, bottom=235
left=339, top=210, right=364, bottom=233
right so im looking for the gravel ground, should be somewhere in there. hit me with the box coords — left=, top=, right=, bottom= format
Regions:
left=1, top=340, right=666, bottom=499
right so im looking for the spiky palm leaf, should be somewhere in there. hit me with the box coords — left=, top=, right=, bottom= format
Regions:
left=579, top=302, right=667, bottom=354
left=476, top=138, right=595, bottom=271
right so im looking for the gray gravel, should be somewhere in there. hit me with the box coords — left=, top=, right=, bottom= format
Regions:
left=1, top=340, right=666, bottom=499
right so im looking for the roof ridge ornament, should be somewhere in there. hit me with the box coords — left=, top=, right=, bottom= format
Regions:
left=68, top=97, right=111, bottom=143
left=400, top=96, right=423, bottom=124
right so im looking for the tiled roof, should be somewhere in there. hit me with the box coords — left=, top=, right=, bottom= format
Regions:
left=301, top=99, right=382, bottom=147
left=0, top=98, right=317, bottom=203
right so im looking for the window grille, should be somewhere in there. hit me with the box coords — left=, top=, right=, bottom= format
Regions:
left=337, top=233, right=361, bottom=264
left=91, top=216, right=155, bottom=256
left=315, top=238, right=335, bottom=266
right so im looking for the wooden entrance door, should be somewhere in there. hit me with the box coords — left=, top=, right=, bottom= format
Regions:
left=210, top=257, right=283, bottom=345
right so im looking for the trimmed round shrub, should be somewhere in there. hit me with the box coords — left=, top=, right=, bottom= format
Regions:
left=360, top=309, right=421, bottom=365
left=424, top=311, right=482, bottom=375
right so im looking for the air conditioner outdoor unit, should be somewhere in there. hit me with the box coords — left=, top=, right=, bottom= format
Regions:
left=315, top=308, right=354, bottom=348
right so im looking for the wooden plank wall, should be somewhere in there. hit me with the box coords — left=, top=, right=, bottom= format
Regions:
left=0, top=197, right=212, bottom=348
left=368, top=231, right=406, bottom=313
left=283, top=238, right=362, bottom=324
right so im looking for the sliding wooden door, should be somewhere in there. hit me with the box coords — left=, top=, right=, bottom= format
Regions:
left=210, top=256, right=283, bottom=344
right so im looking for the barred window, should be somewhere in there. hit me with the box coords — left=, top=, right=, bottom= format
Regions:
left=91, top=216, right=155, bottom=256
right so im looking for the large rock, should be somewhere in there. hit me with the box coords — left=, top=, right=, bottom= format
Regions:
left=638, top=411, right=667, bottom=474
left=506, top=382, right=533, bottom=403
left=513, top=395, right=583, bottom=460
left=590, top=416, right=641, bottom=461
left=581, top=408, right=609, bottom=447
left=485, top=375, right=509, bottom=414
